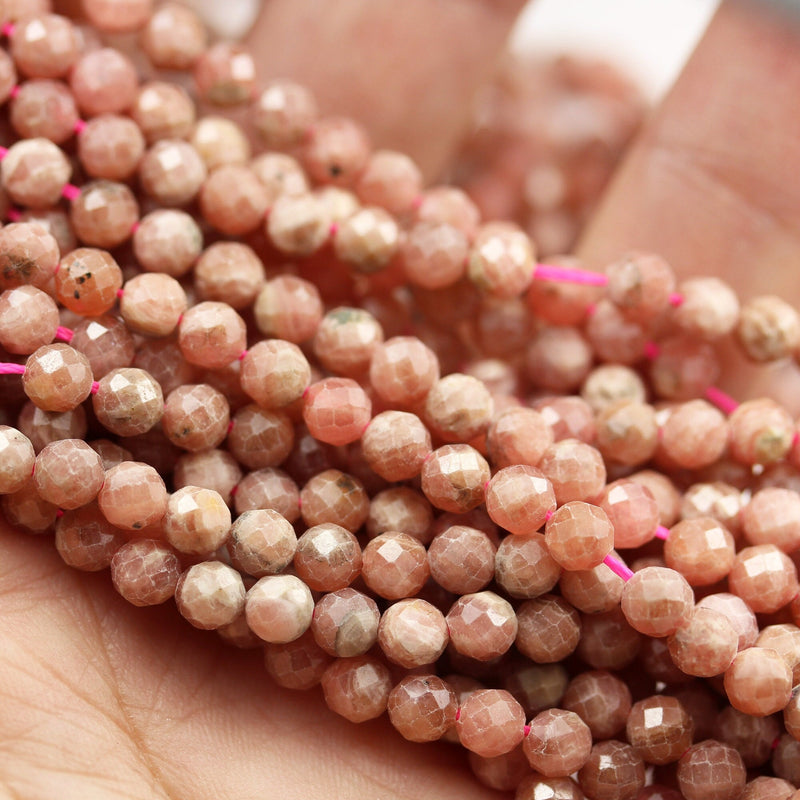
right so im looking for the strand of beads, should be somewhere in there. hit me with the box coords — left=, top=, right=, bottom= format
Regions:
left=4, top=3, right=800, bottom=800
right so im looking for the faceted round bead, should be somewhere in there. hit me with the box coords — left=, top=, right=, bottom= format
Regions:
left=649, top=335, right=720, bottom=400
left=526, top=326, right=592, bottom=393
left=605, top=252, right=675, bottom=323
left=193, top=41, right=255, bottom=106
left=228, top=509, right=297, bottom=577
left=0, top=286, right=58, bottom=355
left=0, top=426, right=35, bottom=494
left=199, top=165, right=268, bottom=236
left=757, top=624, right=800, bottom=684
left=772, top=734, right=800, bottom=785
left=620, top=566, right=694, bottom=638
left=428, top=524, right=495, bottom=594
left=420, top=444, right=489, bottom=513
left=163, top=485, right=231, bottom=556
left=717, top=705, right=781, bottom=768
left=17, top=402, right=88, bottom=454
left=729, top=544, right=799, bottom=613
left=294, top=523, right=361, bottom=592
left=266, top=192, right=331, bottom=257
left=697, top=592, right=759, bottom=651
left=577, top=607, right=642, bottom=670
left=559, top=560, right=624, bottom=615
left=361, top=411, right=432, bottom=482
left=97, top=461, right=167, bottom=530
left=92, top=368, right=163, bottom=437
left=599, top=479, right=659, bottom=549
left=227, top=405, right=294, bottom=470
left=310, top=588, right=379, bottom=658
left=415, top=186, right=479, bottom=239
left=446, top=591, right=518, bottom=661
left=2, top=477, right=58, bottom=532
left=487, top=407, right=553, bottom=468
left=250, top=152, right=307, bottom=203
left=33, top=439, right=104, bottom=509
left=1, top=138, right=71, bottom=208
left=485, top=465, right=555, bottom=535
left=366, top=486, right=433, bottom=542
left=524, top=708, right=592, bottom=778
left=333, top=206, right=399, bottom=273
left=175, top=561, right=245, bottom=630
left=178, top=301, right=246, bottom=369
left=369, top=336, right=440, bottom=406
left=320, top=655, right=392, bottom=723
left=581, top=363, right=646, bottom=414
left=139, top=139, right=207, bottom=207
left=741, top=777, right=796, bottom=800
left=626, top=695, right=693, bottom=766
left=251, top=79, right=317, bottom=148
left=23, top=344, right=93, bottom=411
left=120, top=273, right=186, bottom=337
left=515, top=594, right=580, bottom=663
left=729, top=398, right=794, bottom=466
left=677, top=740, right=746, bottom=800
left=133, top=209, right=203, bottom=278
left=660, top=400, right=729, bottom=471
left=630, top=469, right=682, bottom=527
left=402, top=220, right=468, bottom=290
left=173, top=448, right=240, bottom=506
left=131, top=81, right=195, bottom=143
left=515, top=774, right=585, bottom=800
left=55, top=247, right=122, bottom=316
left=190, top=116, right=250, bottom=171
left=545, top=501, right=614, bottom=571
left=140, top=3, right=207, bottom=69
left=240, top=340, right=310, bottom=410
left=538, top=439, right=606, bottom=504
left=232, top=467, right=299, bottom=523
left=456, top=689, right=526, bottom=758
left=595, top=399, right=658, bottom=466
left=724, top=646, right=792, bottom=716
left=586, top=299, right=648, bottom=365
left=264, top=630, right=331, bottom=691
left=194, top=241, right=265, bottom=310
left=737, top=294, right=800, bottom=362
left=0, top=222, right=60, bottom=291
left=468, top=222, right=534, bottom=298
left=70, top=181, right=139, bottom=249
left=742, top=487, right=800, bottom=551
left=10, top=14, right=78, bottom=79
left=110, top=539, right=181, bottom=607
left=681, top=481, right=743, bottom=537
left=494, top=532, right=562, bottom=599
left=303, top=116, right=370, bottom=187
left=161, top=384, right=229, bottom=453
left=10, top=79, right=78, bottom=143
left=313, top=307, right=383, bottom=378
left=355, top=149, right=422, bottom=215
left=245, top=574, right=313, bottom=644
left=526, top=255, right=601, bottom=327
left=674, top=277, right=740, bottom=340
left=299, top=469, right=369, bottom=532
left=667, top=606, right=740, bottom=677
left=664, top=517, right=736, bottom=586
left=388, top=675, right=457, bottom=743
left=361, top=531, right=429, bottom=599
left=55, top=503, right=126, bottom=571
left=302, top=377, right=371, bottom=447
left=77, top=114, right=145, bottom=181
left=69, top=47, right=137, bottom=115
left=377, top=598, right=448, bottom=668
left=577, top=740, right=645, bottom=800
left=253, top=275, right=323, bottom=344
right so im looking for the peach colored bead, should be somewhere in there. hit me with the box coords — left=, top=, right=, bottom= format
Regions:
left=178, top=301, right=246, bottom=370
left=250, top=152, right=308, bottom=203
left=369, top=336, right=440, bottom=406
left=10, top=79, right=78, bottom=143
left=605, top=251, right=676, bottom=324
left=659, top=399, right=728, bottom=469
left=310, top=587, right=379, bottom=658
left=525, top=326, right=592, bottom=393
left=110, top=539, right=181, bottom=607
left=355, top=150, right=422, bottom=216
left=252, top=80, right=318, bottom=149
left=97, top=461, right=167, bottom=531
left=175, top=561, right=245, bottom=631
left=302, top=377, right=371, bottom=447
left=674, top=277, right=740, bottom=340
left=120, top=273, right=186, bottom=337
left=757, top=624, right=800, bottom=684
left=253, top=275, right=322, bottom=344
left=667, top=606, right=741, bottom=678
left=196, top=240, right=266, bottom=305
left=228, top=509, right=297, bottom=577
left=586, top=299, right=648, bottom=365
left=361, top=531, right=429, bottom=599
left=377, top=598, right=448, bottom=668
left=263, top=630, right=331, bottom=690
left=456, top=689, right=526, bottom=758
left=82, top=0, right=152, bottom=32
left=139, top=139, right=207, bottom=207
left=199, top=164, right=268, bottom=236
left=294, top=523, right=361, bottom=592
left=388, top=674, right=457, bottom=743
left=495, top=532, right=562, bottom=599
left=92, top=368, right=163, bottom=438
left=162, top=485, right=231, bottom=556
left=539, top=439, right=606, bottom=505
left=737, top=295, right=800, bottom=362
left=333, top=206, right=399, bottom=273
left=599, top=479, right=659, bottom=549
left=428, top=524, right=495, bottom=594
left=729, top=544, right=799, bottom=613
left=447, top=591, right=518, bottom=661
left=77, top=114, right=146, bottom=181
left=487, top=407, right=554, bottom=469
left=420, top=444, right=490, bottom=514
left=725, top=646, right=793, bottom=716
left=227, top=405, right=294, bottom=470
left=697, top=592, right=758, bottom=651
left=232, top=467, right=299, bottom=523
left=133, top=209, right=203, bottom=277
left=580, top=363, right=646, bottom=414
left=266, top=192, right=332, bottom=257
left=402, top=220, right=469, bottom=289
left=320, top=655, right=392, bottom=723
left=69, top=47, right=138, bottom=115
left=70, top=181, right=139, bottom=249
left=161, top=384, right=229, bottom=453
left=677, top=740, right=746, bottom=800
left=193, top=41, right=255, bottom=106
left=516, top=594, right=580, bottom=663
left=1, top=476, right=58, bottom=532
left=133, top=338, right=197, bottom=398
left=620, top=566, right=694, bottom=638
left=32, top=438, right=103, bottom=509
left=468, top=222, right=534, bottom=298
left=131, top=81, right=195, bottom=143
left=626, top=695, right=693, bottom=766
left=742, top=487, right=800, bottom=551
left=515, top=774, right=584, bottom=800
left=299, top=469, right=369, bottom=532
left=729, top=398, right=794, bottom=466
left=0, top=286, right=59, bottom=354
left=524, top=708, right=592, bottom=777
left=313, top=307, right=384, bottom=378
left=577, top=606, right=642, bottom=671
left=596, top=399, right=658, bottom=466
left=545, top=501, right=614, bottom=571
left=578, top=740, right=645, bottom=800
left=485, top=465, right=555, bottom=535
left=1, top=138, right=71, bottom=208
left=17, top=402, right=88, bottom=454
left=0, top=221, right=59, bottom=291
left=55, top=247, right=122, bottom=316
left=55, top=503, right=126, bottom=571
left=559, top=558, right=624, bottom=614
left=716, top=705, right=782, bottom=768
left=664, top=517, right=736, bottom=586
left=240, top=340, right=310, bottom=410
left=629, top=469, right=682, bottom=527
left=361, top=411, right=432, bottom=482
left=0, top=426, right=35, bottom=494
left=22, top=343, right=93, bottom=412
left=174, top=449, right=241, bottom=506
left=140, top=3, right=207, bottom=69
left=245, top=574, right=314, bottom=644
left=303, top=116, right=370, bottom=187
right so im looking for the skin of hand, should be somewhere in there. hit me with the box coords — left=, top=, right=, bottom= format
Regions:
left=2, top=1, right=800, bottom=798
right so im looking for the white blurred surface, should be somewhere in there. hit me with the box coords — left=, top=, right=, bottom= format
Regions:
left=511, top=0, right=722, bottom=99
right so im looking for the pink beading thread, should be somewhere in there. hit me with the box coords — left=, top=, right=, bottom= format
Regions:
left=1, top=22, right=15, bottom=37
left=643, top=341, right=660, bottom=361
left=73, top=119, right=87, bottom=134
left=61, top=184, right=82, bottom=201
left=116, top=289, right=124, bottom=298
left=532, top=263, right=608, bottom=286
left=0, top=363, right=25, bottom=375
left=544, top=509, right=554, bottom=521
left=602, top=553, right=633, bottom=582
left=55, top=326, right=74, bottom=343
left=704, top=386, right=740, bottom=415
left=90, top=381, right=100, bottom=394
left=654, top=525, right=670, bottom=540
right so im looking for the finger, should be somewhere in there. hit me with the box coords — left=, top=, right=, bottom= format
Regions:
left=575, top=0, right=800, bottom=407
left=246, top=0, right=526, bottom=178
